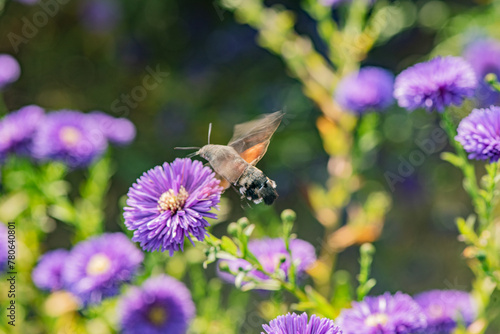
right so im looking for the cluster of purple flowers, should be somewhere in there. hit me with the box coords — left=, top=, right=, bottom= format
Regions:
left=124, top=158, right=223, bottom=255
left=335, top=56, right=479, bottom=115
left=0, top=106, right=135, bottom=167
left=217, top=237, right=317, bottom=285
left=32, top=233, right=144, bottom=305
left=262, top=290, right=476, bottom=334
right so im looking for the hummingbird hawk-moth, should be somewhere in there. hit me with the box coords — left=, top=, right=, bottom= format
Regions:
left=196, top=111, right=284, bottom=205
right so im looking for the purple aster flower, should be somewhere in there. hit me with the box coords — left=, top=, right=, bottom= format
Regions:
left=0, top=54, right=21, bottom=90
left=32, top=249, right=69, bottom=291
left=415, top=290, right=477, bottom=334
left=455, top=106, right=500, bottom=162
left=119, top=275, right=195, bottom=334
left=62, top=233, right=144, bottom=305
left=0, top=105, right=44, bottom=157
left=463, top=39, right=500, bottom=107
left=394, top=56, right=477, bottom=112
left=124, top=158, right=222, bottom=255
left=262, top=312, right=342, bottom=334
left=32, top=110, right=107, bottom=168
left=79, top=0, right=122, bottom=33
left=335, top=67, right=394, bottom=114
left=90, top=111, right=136, bottom=145
left=336, top=292, right=427, bottom=334
left=217, top=238, right=316, bottom=284
left=0, top=223, right=7, bottom=272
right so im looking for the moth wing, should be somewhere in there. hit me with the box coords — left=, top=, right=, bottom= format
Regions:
left=228, top=111, right=284, bottom=165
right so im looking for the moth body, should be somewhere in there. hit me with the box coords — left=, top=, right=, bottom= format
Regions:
left=198, top=144, right=278, bottom=205
left=193, top=111, right=284, bottom=206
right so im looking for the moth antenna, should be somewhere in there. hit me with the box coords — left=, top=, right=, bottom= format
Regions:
left=174, top=146, right=201, bottom=150
left=207, top=123, right=212, bottom=145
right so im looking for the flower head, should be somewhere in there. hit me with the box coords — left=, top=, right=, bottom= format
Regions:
left=336, top=292, right=427, bottom=334
left=32, top=110, right=107, bottom=168
left=463, top=38, right=500, bottom=107
left=335, top=67, right=394, bottom=114
left=394, top=56, right=477, bottom=112
left=90, top=111, right=136, bottom=145
left=217, top=238, right=316, bottom=284
left=415, top=290, right=477, bottom=334
left=124, top=158, right=222, bottom=255
left=456, top=106, right=500, bottom=162
left=262, top=312, right=342, bottom=334
left=62, top=233, right=143, bottom=305
left=119, top=275, right=195, bottom=334
left=0, top=54, right=21, bottom=90
left=0, top=105, right=44, bottom=157
left=32, top=249, right=69, bottom=291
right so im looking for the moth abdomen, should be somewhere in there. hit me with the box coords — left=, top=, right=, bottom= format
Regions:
left=237, top=166, right=278, bottom=205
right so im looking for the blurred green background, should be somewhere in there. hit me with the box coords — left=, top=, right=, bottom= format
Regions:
left=2, top=0, right=498, bottom=331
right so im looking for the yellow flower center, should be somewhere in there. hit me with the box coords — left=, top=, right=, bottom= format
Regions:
left=364, top=313, right=389, bottom=327
left=148, top=305, right=168, bottom=326
left=86, top=253, right=112, bottom=276
left=59, top=126, right=81, bottom=146
left=158, top=186, right=189, bottom=213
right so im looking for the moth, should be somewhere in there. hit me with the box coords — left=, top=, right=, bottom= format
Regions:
left=182, top=111, right=284, bottom=205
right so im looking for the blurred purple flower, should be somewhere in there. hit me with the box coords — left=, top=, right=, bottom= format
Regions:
left=262, top=312, right=342, bottom=334
left=90, top=111, right=136, bottom=145
left=119, top=275, right=195, bottom=334
left=217, top=238, right=316, bottom=284
left=32, top=249, right=69, bottom=291
left=79, top=0, right=121, bottom=33
left=415, top=290, right=477, bottom=334
left=456, top=106, right=500, bottom=162
left=0, top=54, right=21, bottom=90
left=335, top=67, right=394, bottom=114
left=336, top=292, right=427, bottom=334
left=124, top=158, right=222, bottom=255
left=394, top=56, right=477, bottom=112
left=62, top=233, right=144, bottom=305
left=32, top=110, right=107, bottom=168
left=0, top=223, right=7, bottom=272
left=0, top=105, right=44, bottom=158
left=463, top=38, right=500, bottom=106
